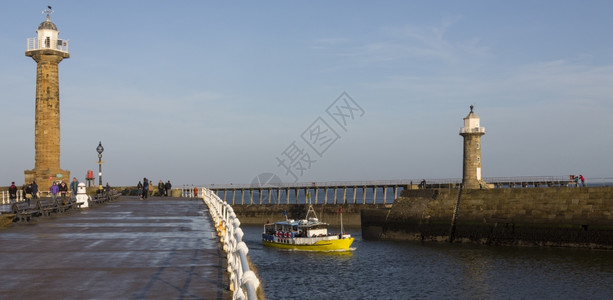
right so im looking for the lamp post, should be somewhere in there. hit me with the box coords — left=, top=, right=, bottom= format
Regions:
left=96, top=141, right=104, bottom=190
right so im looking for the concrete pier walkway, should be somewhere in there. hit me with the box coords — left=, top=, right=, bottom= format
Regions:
left=0, top=197, right=229, bottom=299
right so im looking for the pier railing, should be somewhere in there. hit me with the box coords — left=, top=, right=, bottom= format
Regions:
left=202, top=188, right=260, bottom=300
left=203, top=176, right=613, bottom=190
left=190, top=176, right=613, bottom=205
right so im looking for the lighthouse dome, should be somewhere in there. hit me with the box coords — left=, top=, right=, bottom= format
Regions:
left=37, top=15, right=58, bottom=31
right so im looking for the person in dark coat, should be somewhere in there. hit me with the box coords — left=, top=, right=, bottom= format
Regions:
left=24, top=183, right=33, bottom=206
left=142, top=178, right=149, bottom=199
left=8, top=182, right=17, bottom=204
left=59, top=181, right=68, bottom=201
left=158, top=180, right=164, bottom=197
left=164, top=180, right=172, bottom=197
left=31, top=181, right=38, bottom=200
left=137, top=181, right=143, bottom=197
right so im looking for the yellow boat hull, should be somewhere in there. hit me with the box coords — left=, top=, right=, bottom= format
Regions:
left=262, top=237, right=354, bottom=251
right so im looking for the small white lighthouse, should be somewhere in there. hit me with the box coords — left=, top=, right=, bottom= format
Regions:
left=459, top=105, right=486, bottom=189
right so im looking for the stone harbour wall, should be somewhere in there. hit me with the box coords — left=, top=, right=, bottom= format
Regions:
left=230, top=204, right=384, bottom=227
left=361, top=187, right=613, bottom=249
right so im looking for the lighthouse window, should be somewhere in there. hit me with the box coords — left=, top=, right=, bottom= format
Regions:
left=477, top=156, right=480, bottom=162
left=477, top=143, right=480, bottom=149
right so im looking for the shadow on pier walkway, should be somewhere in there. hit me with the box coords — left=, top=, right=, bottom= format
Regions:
left=0, top=197, right=229, bottom=299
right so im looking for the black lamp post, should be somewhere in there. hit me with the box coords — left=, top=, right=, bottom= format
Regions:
left=96, top=141, right=104, bottom=189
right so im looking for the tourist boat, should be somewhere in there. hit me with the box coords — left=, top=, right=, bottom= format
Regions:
left=262, top=204, right=354, bottom=251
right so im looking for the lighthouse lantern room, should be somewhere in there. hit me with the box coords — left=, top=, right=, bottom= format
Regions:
left=26, top=7, right=69, bottom=53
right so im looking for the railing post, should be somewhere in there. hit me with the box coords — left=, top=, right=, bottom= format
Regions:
left=383, top=186, right=388, bottom=204
left=373, top=186, right=377, bottom=204
left=324, top=187, right=328, bottom=204
left=363, top=186, right=367, bottom=204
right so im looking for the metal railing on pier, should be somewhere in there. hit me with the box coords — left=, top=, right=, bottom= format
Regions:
left=0, top=190, right=25, bottom=205
left=202, top=188, right=260, bottom=300
left=193, top=176, right=613, bottom=206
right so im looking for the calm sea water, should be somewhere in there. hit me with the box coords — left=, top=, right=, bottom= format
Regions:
left=242, top=225, right=613, bottom=299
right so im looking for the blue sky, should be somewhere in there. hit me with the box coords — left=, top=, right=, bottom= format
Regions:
left=1, top=1, right=612, bottom=187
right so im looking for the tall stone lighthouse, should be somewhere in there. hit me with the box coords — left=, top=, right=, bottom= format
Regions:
left=459, top=105, right=485, bottom=189
left=24, top=10, right=70, bottom=192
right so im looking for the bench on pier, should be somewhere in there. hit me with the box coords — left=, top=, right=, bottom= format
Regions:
left=54, top=198, right=82, bottom=213
left=36, top=199, right=58, bottom=217
left=87, top=189, right=121, bottom=207
left=11, top=202, right=40, bottom=223
left=108, top=190, right=121, bottom=201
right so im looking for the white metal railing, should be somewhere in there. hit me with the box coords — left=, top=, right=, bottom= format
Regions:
left=459, top=127, right=486, bottom=134
left=0, top=190, right=25, bottom=205
left=26, top=37, right=69, bottom=53
left=181, top=186, right=199, bottom=198
left=202, top=188, right=260, bottom=300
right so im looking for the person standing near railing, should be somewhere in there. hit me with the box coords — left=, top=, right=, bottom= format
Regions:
left=8, top=182, right=17, bottom=204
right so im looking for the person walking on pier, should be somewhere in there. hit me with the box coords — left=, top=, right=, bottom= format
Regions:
left=24, top=183, right=33, bottom=206
left=32, top=181, right=38, bottom=200
left=158, top=180, right=164, bottom=197
left=165, top=180, right=172, bottom=196
left=8, top=182, right=17, bottom=204
left=148, top=180, right=153, bottom=197
left=579, top=174, right=586, bottom=187
left=137, top=181, right=143, bottom=196
left=50, top=182, right=59, bottom=202
left=142, top=178, right=149, bottom=200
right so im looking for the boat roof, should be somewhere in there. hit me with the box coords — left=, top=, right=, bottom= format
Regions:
left=269, top=218, right=328, bottom=228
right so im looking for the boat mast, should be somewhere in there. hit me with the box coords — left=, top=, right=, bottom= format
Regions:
left=340, top=206, right=344, bottom=234
left=305, top=191, right=318, bottom=220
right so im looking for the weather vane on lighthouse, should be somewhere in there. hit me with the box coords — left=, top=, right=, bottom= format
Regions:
left=43, top=5, right=53, bottom=15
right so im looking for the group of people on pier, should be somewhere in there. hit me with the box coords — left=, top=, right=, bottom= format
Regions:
left=136, top=178, right=172, bottom=199
left=7, top=177, right=83, bottom=205
left=570, top=174, right=586, bottom=187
